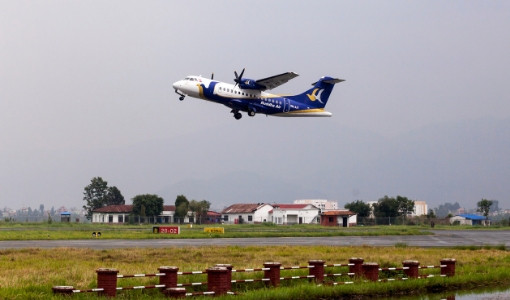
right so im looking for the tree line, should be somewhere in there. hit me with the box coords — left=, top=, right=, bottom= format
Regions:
left=82, top=177, right=210, bottom=223
left=345, top=196, right=497, bottom=220
left=344, top=195, right=415, bottom=219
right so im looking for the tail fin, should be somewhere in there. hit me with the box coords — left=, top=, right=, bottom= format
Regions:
left=288, top=76, right=344, bottom=108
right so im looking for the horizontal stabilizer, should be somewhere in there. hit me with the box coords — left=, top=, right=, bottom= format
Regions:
left=311, top=78, right=345, bottom=85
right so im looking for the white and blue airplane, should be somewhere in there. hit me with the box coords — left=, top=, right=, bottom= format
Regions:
left=172, top=69, right=344, bottom=120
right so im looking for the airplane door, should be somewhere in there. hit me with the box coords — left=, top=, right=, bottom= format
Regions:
left=284, top=99, right=290, bottom=112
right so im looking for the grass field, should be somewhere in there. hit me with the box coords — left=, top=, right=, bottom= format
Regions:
left=1, top=223, right=509, bottom=299
left=1, top=245, right=509, bottom=299
left=0, top=223, right=434, bottom=240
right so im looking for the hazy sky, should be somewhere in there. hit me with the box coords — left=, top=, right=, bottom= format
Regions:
left=1, top=1, right=510, bottom=211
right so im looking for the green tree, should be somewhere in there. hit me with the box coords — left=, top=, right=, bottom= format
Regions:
left=104, top=186, right=125, bottom=206
left=189, top=200, right=211, bottom=224
left=174, top=195, right=189, bottom=223
left=477, top=198, right=493, bottom=219
left=396, top=195, right=415, bottom=217
left=198, top=200, right=211, bottom=223
left=82, top=177, right=125, bottom=219
left=82, top=177, right=109, bottom=220
left=344, top=200, right=371, bottom=218
left=132, top=194, right=164, bottom=220
left=373, top=196, right=399, bottom=218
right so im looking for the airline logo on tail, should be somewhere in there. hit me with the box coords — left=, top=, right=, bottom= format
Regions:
left=306, top=88, right=324, bottom=104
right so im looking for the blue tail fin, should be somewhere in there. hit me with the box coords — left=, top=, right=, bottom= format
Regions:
left=288, top=76, right=344, bottom=108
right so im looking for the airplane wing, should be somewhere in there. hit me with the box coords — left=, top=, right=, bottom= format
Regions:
left=255, top=72, right=299, bottom=90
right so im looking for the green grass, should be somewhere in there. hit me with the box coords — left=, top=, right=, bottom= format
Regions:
left=0, top=223, right=432, bottom=240
left=1, top=245, right=509, bottom=299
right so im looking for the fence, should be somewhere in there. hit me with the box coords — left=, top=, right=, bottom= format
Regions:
left=53, top=258, right=456, bottom=298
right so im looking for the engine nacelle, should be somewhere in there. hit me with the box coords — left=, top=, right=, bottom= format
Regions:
left=238, top=78, right=264, bottom=90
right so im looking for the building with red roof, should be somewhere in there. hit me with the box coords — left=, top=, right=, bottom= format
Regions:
left=220, top=203, right=273, bottom=224
left=92, top=204, right=180, bottom=224
left=320, top=210, right=357, bottom=227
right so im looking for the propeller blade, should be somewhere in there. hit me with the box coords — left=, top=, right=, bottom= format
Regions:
left=233, top=68, right=246, bottom=87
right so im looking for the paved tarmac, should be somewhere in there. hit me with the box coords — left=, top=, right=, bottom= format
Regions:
left=0, top=230, right=508, bottom=250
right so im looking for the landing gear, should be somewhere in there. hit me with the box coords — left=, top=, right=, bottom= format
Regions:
left=175, top=89, right=185, bottom=101
left=231, top=109, right=242, bottom=120
left=248, top=109, right=256, bottom=117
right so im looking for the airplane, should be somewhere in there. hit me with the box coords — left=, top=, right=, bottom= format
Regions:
left=172, top=69, right=344, bottom=120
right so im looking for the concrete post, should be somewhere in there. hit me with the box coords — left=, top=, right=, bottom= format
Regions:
left=215, top=264, right=233, bottom=285
left=52, top=286, right=74, bottom=295
left=159, top=266, right=179, bottom=289
left=263, top=262, right=282, bottom=287
left=164, top=287, right=187, bottom=298
left=440, top=258, right=456, bottom=277
left=96, top=268, right=119, bottom=297
left=402, top=260, right=420, bottom=278
left=362, top=263, right=379, bottom=281
left=308, top=260, right=325, bottom=283
left=207, top=266, right=231, bottom=295
left=349, top=257, right=364, bottom=277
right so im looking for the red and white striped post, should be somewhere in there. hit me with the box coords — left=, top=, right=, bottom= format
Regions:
left=264, top=262, right=282, bottom=287
left=96, top=268, right=119, bottom=297
left=308, top=260, right=325, bottom=283
left=402, top=260, right=420, bottom=278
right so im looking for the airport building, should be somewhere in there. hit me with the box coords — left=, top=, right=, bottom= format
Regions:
left=220, top=203, right=273, bottom=224
left=269, top=204, right=320, bottom=225
left=293, top=199, right=338, bottom=211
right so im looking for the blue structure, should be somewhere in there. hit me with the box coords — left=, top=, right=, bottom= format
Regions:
left=451, top=214, right=487, bottom=226
left=60, top=211, right=71, bottom=222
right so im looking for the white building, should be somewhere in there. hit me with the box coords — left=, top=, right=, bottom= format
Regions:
left=293, top=199, right=338, bottom=211
left=220, top=203, right=273, bottom=224
left=92, top=205, right=177, bottom=223
left=412, top=201, right=428, bottom=217
left=450, top=214, right=488, bottom=226
left=92, top=205, right=133, bottom=223
left=269, top=204, right=320, bottom=225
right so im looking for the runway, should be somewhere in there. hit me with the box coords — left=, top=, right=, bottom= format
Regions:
left=0, top=230, right=508, bottom=250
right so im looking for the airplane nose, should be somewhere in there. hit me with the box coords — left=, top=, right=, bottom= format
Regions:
left=172, top=81, right=180, bottom=90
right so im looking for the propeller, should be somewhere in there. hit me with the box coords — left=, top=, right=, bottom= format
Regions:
left=233, top=68, right=245, bottom=87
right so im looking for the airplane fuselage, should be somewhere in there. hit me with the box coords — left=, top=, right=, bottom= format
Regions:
left=173, top=73, right=343, bottom=119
